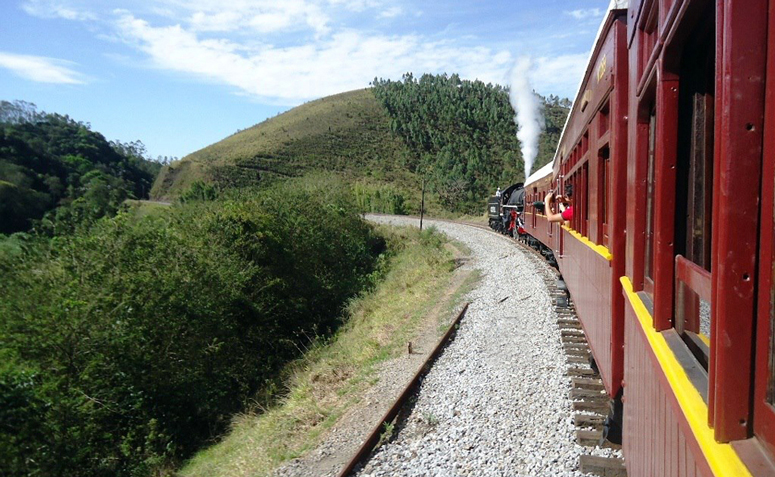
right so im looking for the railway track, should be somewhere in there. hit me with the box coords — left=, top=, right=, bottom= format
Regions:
left=514, top=236, right=627, bottom=477
left=340, top=217, right=626, bottom=476
left=336, top=303, right=470, bottom=477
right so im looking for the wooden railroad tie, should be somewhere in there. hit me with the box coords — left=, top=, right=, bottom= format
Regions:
left=566, top=367, right=597, bottom=377
left=562, top=335, right=588, bottom=344
left=564, top=341, right=588, bottom=349
left=557, top=320, right=582, bottom=329
left=564, top=345, right=590, bottom=355
left=561, top=330, right=585, bottom=338
left=571, top=388, right=607, bottom=400
left=567, top=356, right=591, bottom=365
left=577, top=430, right=622, bottom=450
left=566, top=347, right=589, bottom=357
left=573, top=400, right=610, bottom=414
left=579, top=455, right=627, bottom=477
left=571, top=377, right=605, bottom=391
left=574, top=413, right=606, bottom=429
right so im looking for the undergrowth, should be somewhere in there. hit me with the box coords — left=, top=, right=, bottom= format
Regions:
left=179, top=225, right=462, bottom=477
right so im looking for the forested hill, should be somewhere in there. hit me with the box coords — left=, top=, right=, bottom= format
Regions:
left=0, top=101, right=163, bottom=235
left=152, top=76, right=570, bottom=214
left=371, top=74, right=570, bottom=209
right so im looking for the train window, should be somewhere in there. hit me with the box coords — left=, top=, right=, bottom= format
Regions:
left=644, top=108, right=657, bottom=294
left=638, top=1, right=659, bottom=80
left=574, top=174, right=580, bottom=232
left=582, top=162, right=589, bottom=237
left=599, top=102, right=610, bottom=137
left=673, top=8, right=715, bottom=369
left=769, top=211, right=775, bottom=406
left=600, top=146, right=611, bottom=247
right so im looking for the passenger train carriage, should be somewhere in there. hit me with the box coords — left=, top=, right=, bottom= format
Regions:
left=514, top=0, right=775, bottom=475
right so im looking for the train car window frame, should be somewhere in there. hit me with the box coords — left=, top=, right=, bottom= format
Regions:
left=754, top=167, right=775, bottom=455
left=643, top=106, right=656, bottom=296
left=670, top=5, right=715, bottom=372
left=599, top=145, right=611, bottom=248
left=753, top=0, right=775, bottom=453
left=637, top=0, right=659, bottom=84
left=582, top=162, right=590, bottom=237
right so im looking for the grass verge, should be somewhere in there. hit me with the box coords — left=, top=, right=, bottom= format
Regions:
left=179, top=224, right=469, bottom=477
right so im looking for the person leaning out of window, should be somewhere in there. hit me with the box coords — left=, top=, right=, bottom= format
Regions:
left=544, top=183, right=574, bottom=223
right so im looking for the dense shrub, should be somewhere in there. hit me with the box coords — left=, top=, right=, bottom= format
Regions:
left=353, top=181, right=407, bottom=214
left=0, top=175, right=383, bottom=476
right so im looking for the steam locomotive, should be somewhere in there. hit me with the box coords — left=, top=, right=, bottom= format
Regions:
left=486, top=182, right=524, bottom=235
left=491, top=1, right=775, bottom=475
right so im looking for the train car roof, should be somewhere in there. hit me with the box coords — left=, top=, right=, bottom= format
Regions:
left=525, top=161, right=553, bottom=187
left=550, top=0, right=628, bottom=177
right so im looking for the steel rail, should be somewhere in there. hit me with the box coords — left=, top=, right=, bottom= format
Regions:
left=337, top=302, right=470, bottom=477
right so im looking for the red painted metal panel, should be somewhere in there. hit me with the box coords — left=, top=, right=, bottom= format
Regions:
left=609, top=18, right=629, bottom=398
left=559, top=231, right=615, bottom=396
left=674, top=256, right=711, bottom=309
left=623, top=300, right=714, bottom=476
left=626, top=29, right=650, bottom=289
left=628, top=0, right=644, bottom=47
left=652, top=63, right=678, bottom=332
left=709, top=0, right=767, bottom=442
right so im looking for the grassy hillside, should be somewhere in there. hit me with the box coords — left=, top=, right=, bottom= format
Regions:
left=151, top=89, right=413, bottom=200
left=152, top=80, right=570, bottom=214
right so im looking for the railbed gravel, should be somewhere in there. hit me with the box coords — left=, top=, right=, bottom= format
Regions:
left=360, top=215, right=615, bottom=477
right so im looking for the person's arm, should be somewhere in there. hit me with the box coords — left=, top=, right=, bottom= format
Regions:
left=545, top=192, right=566, bottom=223
left=544, top=192, right=554, bottom=212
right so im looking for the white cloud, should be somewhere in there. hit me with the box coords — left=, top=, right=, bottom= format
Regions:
left=113, top=12, right=513, bottom=103
left=379, top=6, right=403, bottom=18
left=564, top=8, right=602, bottom=20
left=327, top=0, right=383, bottom=12
left=22, top=0, right=97, bottom=21
left=156, top=0, right=332, bottom=36
left=0, top=51, right=87, bottom=84
left=530, top=53, right=589, bottom=99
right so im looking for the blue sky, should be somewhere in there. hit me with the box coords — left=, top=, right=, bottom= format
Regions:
left=0, top=0, right=610, bottom=160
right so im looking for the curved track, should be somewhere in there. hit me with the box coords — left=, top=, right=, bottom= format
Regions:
left=354, top=216, right=609, bottom=477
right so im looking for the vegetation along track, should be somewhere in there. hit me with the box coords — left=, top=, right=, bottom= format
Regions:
left=345, top=216, right=623, bottom=477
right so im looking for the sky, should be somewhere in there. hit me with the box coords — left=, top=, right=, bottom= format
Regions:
left=0, top=0, right=611, bottom=160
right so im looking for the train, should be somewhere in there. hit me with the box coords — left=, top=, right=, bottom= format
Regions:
left=489, top=0, right=775, bottom=475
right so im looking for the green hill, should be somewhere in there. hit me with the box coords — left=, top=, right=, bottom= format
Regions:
left=0, top=100, right=161, bottom=235
left=151, top=89, right=413, bottom=199
left=152, top=77, right=570, bottom=214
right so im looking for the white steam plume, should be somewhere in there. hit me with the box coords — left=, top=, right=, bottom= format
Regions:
left=509, top=57, right=544, bottom=180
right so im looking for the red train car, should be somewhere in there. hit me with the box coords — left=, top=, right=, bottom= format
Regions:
left=523, top=0, right=775, bottom=474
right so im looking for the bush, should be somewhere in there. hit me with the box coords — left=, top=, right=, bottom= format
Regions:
left=353, top=181, right=407, bottom=214
left=0, top=174, right=383, bottom=476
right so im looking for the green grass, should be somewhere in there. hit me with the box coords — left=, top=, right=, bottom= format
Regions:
left=178, top=225, right=470, bottom=477
left=120, top=199, right=171, bottom=222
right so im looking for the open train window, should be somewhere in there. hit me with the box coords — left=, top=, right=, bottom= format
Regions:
left=769, top=226, right=775, bottom=407
left=672, top=5, right=715, bottom=371
left=582, top=162, right=589, bottom=237
left=599, top=145, right=610, bottom=248
left=644, top=107, right=657, bottom=295
left=638, top=1, right=659, bottom=80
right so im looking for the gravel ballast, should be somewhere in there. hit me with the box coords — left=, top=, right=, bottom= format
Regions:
left=358, top=215, right=600, bottom=477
